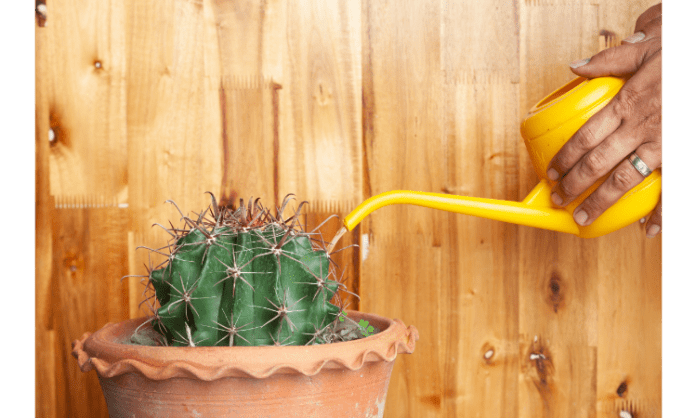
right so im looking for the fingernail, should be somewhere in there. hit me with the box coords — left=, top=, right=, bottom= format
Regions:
left=623, top=31, right=646, bottom=43
left=547, top=168, right=559, bottom=181
left=570, top=58, right=590, bottom=69
left=574, top=210, right=588, bottom=225
left=646, top=224, right=660, bottom=238
left=551, top=193, right=563, bottom=206
left=639, top=217, right=646, bottom=224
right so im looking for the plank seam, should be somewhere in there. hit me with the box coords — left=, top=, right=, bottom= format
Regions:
left=445, top=70, right=519, bottom=86
left=220, top=75, right=280, bottom=90
left=54, top=195, right=127, bottom=209
left=524, top=0, right=598, bottom=5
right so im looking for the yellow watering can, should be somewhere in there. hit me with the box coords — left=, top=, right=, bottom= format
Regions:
left=330, top=76, right=661, bottom=248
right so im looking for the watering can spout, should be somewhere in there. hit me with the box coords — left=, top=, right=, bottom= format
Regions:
left=342, top=187, right=581, bottom=236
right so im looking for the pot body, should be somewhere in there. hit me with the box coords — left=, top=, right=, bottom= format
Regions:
left=97, top=361, right=394, bottom=418
left=72, top=311, right=418, bottom=418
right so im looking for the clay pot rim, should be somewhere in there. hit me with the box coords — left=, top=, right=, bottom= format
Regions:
left=72, top=310, right=418, bottom=381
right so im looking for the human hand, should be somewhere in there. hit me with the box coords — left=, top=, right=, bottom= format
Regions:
left=546, top=3, right=662, bottom=238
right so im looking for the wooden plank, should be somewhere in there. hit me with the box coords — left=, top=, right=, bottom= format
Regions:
left=442, top=0, right=520, bottom=84
left=210, top=0, right=285, bottom=83
left=596, top=228, right=662, bottom=418
left=361, top=1, right=446, bottom=416
left=518, top=2, right=602, bottom=418
left=593, top=4, right=662, bottom=415
left=218, top=78, right=280, bottom=205
left=44, top=0, right=128, bottom=203
left=36, top=16, right=56, bottom=418
left=125, top=0, right=223, bottom=210
left=211, top=0, right=286, bottom=205
left=365, top=233, right=444, bottom=417
left=278, top=0, right=362, bottom=206
left=50, top=206, right=130, bottom=418
left=440, top=76, right=521, bottom=416
left=518, top=233, right=599, bottom=418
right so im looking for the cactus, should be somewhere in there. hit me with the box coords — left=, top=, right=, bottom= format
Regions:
left=136, top=194, right=354, bottom=347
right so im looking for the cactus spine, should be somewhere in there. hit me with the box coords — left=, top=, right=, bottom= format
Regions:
left=141, top=194, right=345, bottom=347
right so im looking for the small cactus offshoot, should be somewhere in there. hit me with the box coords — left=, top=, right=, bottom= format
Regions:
left=131, top=193, right=370, bottom=347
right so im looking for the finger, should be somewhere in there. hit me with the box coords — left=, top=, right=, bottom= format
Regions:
left=634, top=4, right=661, bottom=33
left=571, top=145, right=660, bottom=226
left=645, top=196, right=662, bottom=238
left=629, top=15, right=661, bottom=43
left=569, top=35, right=661, bottom=78
left=550, top=50, right=661, bottom=185
left=550, top=125, right=643, bottom=206
left=546, top=95, right=623, bottom=183
left=623, top=14, right=661, bottom=46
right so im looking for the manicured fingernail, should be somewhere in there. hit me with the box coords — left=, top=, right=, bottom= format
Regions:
left=547, top=168, right=559, bottom=181
left=570, top=58, right=590, bottom=69
left=574, top=210, right=588, bottom=225
left=623, top=31, right=645, bottom=43
left=646, top=224, right=661, bottom=238
left=551, top=193, right=563, bottom=206
left=639, top=217, right=646, bottom=224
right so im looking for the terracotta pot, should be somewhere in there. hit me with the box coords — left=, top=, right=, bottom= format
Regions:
left=72, top=311, right=418, bottom=418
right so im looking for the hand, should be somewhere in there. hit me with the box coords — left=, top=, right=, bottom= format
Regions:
left=546, top=3, right=662, bottom=238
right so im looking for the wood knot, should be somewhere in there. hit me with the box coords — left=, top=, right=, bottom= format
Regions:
left=49, top=108, right=69, bottom=148
left=616, top=380, right=628, bottom=398
left=63, top=252, right=85, bottom=282
left=313, top=82, right=333, bottom=106
left=481, top=342, right=496, bottom=365
left=419, top=394, right=441, bottom=409
left=36, top=2, right=47, bottom=27
left=545, top=272, right=565, bottom=313
left=526, top=335, right=554, bottom=388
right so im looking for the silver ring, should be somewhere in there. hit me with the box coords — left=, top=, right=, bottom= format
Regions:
left=629, top=152, right=652, bottom=177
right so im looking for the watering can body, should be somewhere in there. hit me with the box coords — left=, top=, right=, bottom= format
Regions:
left=343, top=76, right=661, bottom=238
left=518, top=75, right=661, bottom=237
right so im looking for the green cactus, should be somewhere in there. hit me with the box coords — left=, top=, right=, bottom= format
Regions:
left=139, top=194, right=349, bottom=347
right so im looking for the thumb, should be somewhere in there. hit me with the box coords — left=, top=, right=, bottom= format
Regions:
left=569, top=35, right=657, bottom=78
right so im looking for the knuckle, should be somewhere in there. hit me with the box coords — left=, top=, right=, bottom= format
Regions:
left=643, top=140, right=662, bottom=161
left=573, top=126, right=598, bottom=150
left=581, top=151, right=607, bottom=177
left=609, top=166, right=636, bottom=191
left=554, top=154, right=573, bottom=173
left=580, top=195, right=603, bottom=218
left=557, top=179, right=580, bottom=200
left=612, top=88, right=640, bottom=117
left=596, top=47, right=618, bottom=65
left=645, top=107, right=662, bottom=126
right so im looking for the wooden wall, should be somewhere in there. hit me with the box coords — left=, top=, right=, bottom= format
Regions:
left=35, top=0, right=661, bottom=417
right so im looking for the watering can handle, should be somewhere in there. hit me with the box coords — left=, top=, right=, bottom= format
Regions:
left=342, top=184, right=580, bottom=235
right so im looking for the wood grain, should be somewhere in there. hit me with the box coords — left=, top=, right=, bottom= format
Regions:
left=596, top=228, right=662, bottom=417
left=36, top=19, right=55, bottom=418
left=440, top=78, right=521, bottom=417
left=279, top=0, right=362, bottom=206
left=51, top=207, right=130, bottom=417
left=44, top=0, right=128, bottom=202
left=35, top=1, right=662, bottom=417
left=518, top=3, right=601, bottom=418
left=361, top=1, right=447, bottom=416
